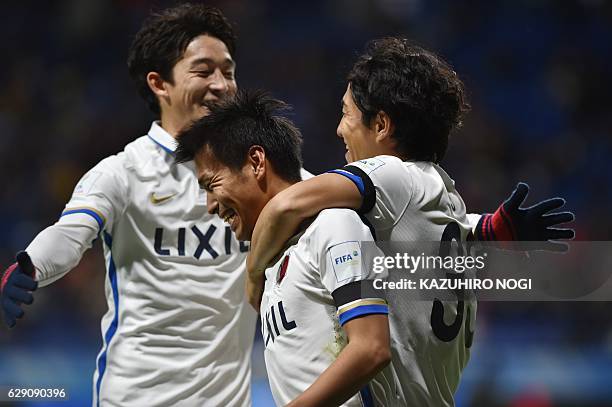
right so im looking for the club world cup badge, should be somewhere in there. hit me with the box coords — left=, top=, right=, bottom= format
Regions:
left=277, top=255, right=290, bottom=283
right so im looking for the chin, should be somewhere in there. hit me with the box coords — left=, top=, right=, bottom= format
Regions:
left=234, top=223, right=253, bottom=242
left=236, top=230, right=252, bottom=242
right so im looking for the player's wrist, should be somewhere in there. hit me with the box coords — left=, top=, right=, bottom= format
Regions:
left=246, top=256, right=266, bottom=279
left=476, top=206, right=517, bottom=242
left=1, top=263, right=19, bottom=292
left=247, top=271, right=264, bottom=283
left=490, top=204, right=517, bottom=241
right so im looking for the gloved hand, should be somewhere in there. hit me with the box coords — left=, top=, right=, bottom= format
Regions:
left=476, top=182, right=575, bottom=251
left=1, top=251, right=37, bottom=328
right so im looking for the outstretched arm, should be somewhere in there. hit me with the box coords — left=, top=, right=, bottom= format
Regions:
left=1, top=159, right=128, bottom=328
left=1, top=214, right=101, bottom=328
left=247, top=177, right=576, bottom=309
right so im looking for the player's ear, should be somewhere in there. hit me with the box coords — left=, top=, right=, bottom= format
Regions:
left=374, top=110, right=395, bottom=143
left=247, top=146, right=266, bottom=180
left=146, top=71, right=169, bottom=99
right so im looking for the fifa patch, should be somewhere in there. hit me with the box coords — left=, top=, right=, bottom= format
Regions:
left=73, top=171, right=103, bottom=195
left=328, top=241, right=363, bottom=283
left=353, top=157, right=386, bottom=174
left=277, top=255, right=290, bottom=283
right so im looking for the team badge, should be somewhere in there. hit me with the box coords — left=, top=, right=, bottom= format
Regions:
left=277, top=255, right=290, bottom=283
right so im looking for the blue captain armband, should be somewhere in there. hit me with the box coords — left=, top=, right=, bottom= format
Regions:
left=326, top=166, right=376, bottom=214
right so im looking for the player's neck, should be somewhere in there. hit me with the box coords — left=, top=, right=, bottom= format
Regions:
left=376, top=144, right=401, bottom=160
left=158, top=113, right=190, bottom=139
left=367, top=138, right=403, bottom=161
left=267, top=177, right=295, bottom=200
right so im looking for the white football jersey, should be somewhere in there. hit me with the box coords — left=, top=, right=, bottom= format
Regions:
left=27, top=122, right=257, bottom=406
left=261, top=208, right=401, bottom=406
left=331, top=155, right=477, bottom=407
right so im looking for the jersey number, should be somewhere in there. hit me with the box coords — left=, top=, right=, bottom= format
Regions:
left=430, top=222, right=474, bottom=348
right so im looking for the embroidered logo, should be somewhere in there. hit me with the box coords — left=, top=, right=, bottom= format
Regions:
left=150, top=192, right=177, bottom=205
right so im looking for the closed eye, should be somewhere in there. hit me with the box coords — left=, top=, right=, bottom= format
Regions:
left=195, top=70, right=214, bottom=78
left=198, top=180, right=213, bottom=192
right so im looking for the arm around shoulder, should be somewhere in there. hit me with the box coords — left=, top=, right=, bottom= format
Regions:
left=247, top=173, right=363, bottom=277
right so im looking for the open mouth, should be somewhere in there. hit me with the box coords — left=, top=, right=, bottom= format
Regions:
left=201, top=95, right=228, bottom=110
left=221, top=208, right=235, bottom=223
left=220, top=208, right=239, bottom=231
left=200, top=100, right=219, bottom=111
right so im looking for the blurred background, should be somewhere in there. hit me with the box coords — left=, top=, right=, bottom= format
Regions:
left=1, top=0, right=611, bottom=405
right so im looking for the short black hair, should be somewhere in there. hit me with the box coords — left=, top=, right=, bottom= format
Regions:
left=348, top=37, right=470, bottom=163
left=127, top=3, right=236, bottom=116
left=175, top=90, right=303, bottom=183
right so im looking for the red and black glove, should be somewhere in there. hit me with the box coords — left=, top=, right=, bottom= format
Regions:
left=1, top=251, right=37, bottom=328
left=476, top=183, right=575, bottom=251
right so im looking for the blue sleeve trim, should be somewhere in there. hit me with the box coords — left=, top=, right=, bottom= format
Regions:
left=102, top=230, right=113, bottom=247
left=327, top=169, right=365, bottom=196
left=61, top=209, right=105, bottom=232
left=360, top=384, right=375, bottom=407
left=338, top=304, right=389, bottom=326
left=95, top=231, right=119, bottom=407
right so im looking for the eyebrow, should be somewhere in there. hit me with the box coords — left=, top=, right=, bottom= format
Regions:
left=190, top=57, right=235, bottom=69
left=341, top=100, right=347, bottom=110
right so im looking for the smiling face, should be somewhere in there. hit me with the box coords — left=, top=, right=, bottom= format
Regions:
left=195, top=147, right=266, bottom=241
left=336, top=84, right=379, bottom=163
left=161, top=35, right=237, bottom=133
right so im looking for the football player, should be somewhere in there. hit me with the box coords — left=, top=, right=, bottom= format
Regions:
left=176, top=89, right=401, bottom=406
left=1, top=5, right=258, bottom=406
left=245, top=38, right=575, bottom=406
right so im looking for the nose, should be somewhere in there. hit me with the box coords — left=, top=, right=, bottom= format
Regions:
left=209, top=69, right=229, bottom=94
left=207, top=191, right=219, bottom=215
left=336, top=122, right=343, bottom=139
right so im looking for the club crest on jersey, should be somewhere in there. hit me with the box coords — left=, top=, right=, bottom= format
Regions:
left=277, top=255, right=290, bottom=283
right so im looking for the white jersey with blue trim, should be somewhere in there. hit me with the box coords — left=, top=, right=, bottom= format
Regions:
left=26, top=122, right=257, bottom=406
left=260, top=208, right=400, bottom=406
left=331, top=155, right=477, bottom=407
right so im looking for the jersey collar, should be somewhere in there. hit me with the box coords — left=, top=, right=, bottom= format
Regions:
left=147, top=121, right=178, bottom=154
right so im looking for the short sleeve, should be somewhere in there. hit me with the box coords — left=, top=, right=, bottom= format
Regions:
left=328, top=155, right=413, bottom=231
left=313, top=209, right=388, bottom=326
left=61, top=155, right=129, bottom=234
